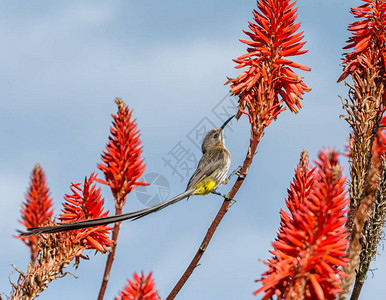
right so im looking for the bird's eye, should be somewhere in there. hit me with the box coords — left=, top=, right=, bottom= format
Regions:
left=214, top=133, right=219, bottom=138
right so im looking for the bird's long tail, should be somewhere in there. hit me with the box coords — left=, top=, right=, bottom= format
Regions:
left=20, top=189, right=194, bottom=236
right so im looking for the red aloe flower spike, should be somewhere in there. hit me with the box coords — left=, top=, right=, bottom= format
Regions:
left=285, top=150, right=315, bottom=213
left=97, top=98, right=149, bottom=300
left=256, top=150, right=349, bottom=300
left=115, top=272, right=159, bottom=300
left=17, top=164, right=53, bottom=264
left=338, top=0, right=386, bottom=86
left=59, top=172, right=113, bottom=253
left=98, top=97, right=148, bottom=208
left=226, top=0, right=311, bottom=126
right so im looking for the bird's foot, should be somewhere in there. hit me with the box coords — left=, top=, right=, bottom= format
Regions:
left=211, top=190, right=235, bottom=202
left=228, top=165, right=244, bottom=180
left=211, top=190, right=228, bottom=198
left=229, top=199, right=237, bottom=208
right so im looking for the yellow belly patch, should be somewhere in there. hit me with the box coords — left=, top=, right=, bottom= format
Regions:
left=193, top=178, right=216, bottom=195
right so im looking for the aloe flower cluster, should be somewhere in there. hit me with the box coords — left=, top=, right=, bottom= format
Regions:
left=98, top=98, right=147, bottom=207
left=226, top=0, right=310, bottom=128
left=256, top=150, right=349, bottom=300
left=12, top=172, right=113, bottom=298
left=115, top=272, right=159, bottom=300
left=17, top=164, right=53, bottom=264
left=338, top=0, right=386, bottom=86
left=13, top=98, right=149, bottom=299
left=59, top=172, right=113, bottom=253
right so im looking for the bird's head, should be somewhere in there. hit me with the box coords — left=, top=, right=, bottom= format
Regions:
left=201, top=115, right=235, bottom=153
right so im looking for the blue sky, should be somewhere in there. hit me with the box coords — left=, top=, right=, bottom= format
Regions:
left=1, top=0, right=385, bottom=299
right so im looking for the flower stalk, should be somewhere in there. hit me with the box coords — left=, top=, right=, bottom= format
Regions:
left=10, top=229, right=82, bottom=299
left=350, top=157, right=386, bottom=300
left=339, top=115, right=386, bottom=299
left=339, top=0, right=386, bottom=236
left=338, top=1, right=386, bottom=298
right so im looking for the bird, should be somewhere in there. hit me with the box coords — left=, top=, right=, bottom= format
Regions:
left=20, top=115, right=237, bottom=236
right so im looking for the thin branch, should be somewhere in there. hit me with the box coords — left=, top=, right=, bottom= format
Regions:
left=97, top=206, right=122, bottom=300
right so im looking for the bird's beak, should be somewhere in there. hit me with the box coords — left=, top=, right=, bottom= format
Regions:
left=220, top=115, right=235, bottom=130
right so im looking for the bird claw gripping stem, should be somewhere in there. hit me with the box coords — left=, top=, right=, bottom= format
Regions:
left=228, top=166, right=243, bottom=180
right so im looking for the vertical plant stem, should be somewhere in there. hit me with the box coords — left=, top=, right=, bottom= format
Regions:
left=349, top=157, right=386, bottom=300
left=345, top=206, right=360, bottom=237
left=97, top=206, right=122, bottom=300
left=166, top=131, right=260, bottom=300
left=342, top=80, right=383, bottom=237
left=349, top=264, right=367, bottom=300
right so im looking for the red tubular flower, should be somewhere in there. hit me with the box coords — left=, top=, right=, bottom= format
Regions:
left=98, top=98, right=148, bottom=207
left=59, top=172, right=113, bottom=253
left=17, top=164, right=53, bottom=264
left=115, top=272, right=159, bottom=300
left=338, top=0, right=386, bottom=86
left=226, top=0, right=311, bottom=125
left=256, top=150, right=349, bottom=300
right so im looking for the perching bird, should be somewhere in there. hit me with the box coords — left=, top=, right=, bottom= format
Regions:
left=20, top=115, right=237, bottom=236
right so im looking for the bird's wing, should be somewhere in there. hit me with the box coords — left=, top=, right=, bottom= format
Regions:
left=186, top=148, right=228, bottom=190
